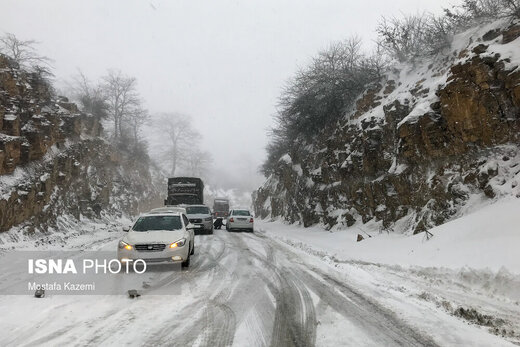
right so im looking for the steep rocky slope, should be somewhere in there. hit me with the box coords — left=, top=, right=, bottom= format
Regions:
left=253, top=20, right=520, bottom=233
left=0, top=54, right=162, bottom=234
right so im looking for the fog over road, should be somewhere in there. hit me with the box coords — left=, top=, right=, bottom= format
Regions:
left=0, top=228, right=439, bottom=347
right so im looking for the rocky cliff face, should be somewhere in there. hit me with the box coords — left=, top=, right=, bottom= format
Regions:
left=253, top=20, right=520, bottom=233
left=0, top=54, right=162, bottom=233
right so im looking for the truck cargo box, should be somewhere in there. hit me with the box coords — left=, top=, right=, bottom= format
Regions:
left=165, top=177, right=204, bottom=205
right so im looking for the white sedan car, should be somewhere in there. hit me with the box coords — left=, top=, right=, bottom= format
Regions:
left=149, top=206, right=187, bottom=215
left=226, top=209, right=254, bottom=232
left=118, top=212, right=195, bottom=267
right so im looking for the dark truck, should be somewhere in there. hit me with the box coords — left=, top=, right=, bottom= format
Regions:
left=213, top=198, right=230, bottom=218
left=165, top=177, right=204, bottom=205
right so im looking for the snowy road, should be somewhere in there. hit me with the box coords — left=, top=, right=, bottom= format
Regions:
left=0, top=228, right=442, bottom=347
left=0, top=225, right=516, bottom=346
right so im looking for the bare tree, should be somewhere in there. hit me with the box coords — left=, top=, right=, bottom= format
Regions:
left=313, top=37, right=363, bottom=75
left=69, top=70, right=108, bottom=118
left=0, top=32, right=51, bottom=68
left=275, top=36, right=380, bottom=139
left=499, top=0, right=520, bottom=18
left=376, top=15, right=430, bottom=62
left=445, top=0, right=520, bottom=28
left=377, top=13, right=454, bottom=62
left=102, top=70, right=140, bottom=138
left=183, top=149, right=213, bottom=177
left=264, top=36, right=385, bottom=174
left=156, top=113, right=197, bottom=176
left=127, top=106, right=150, bottom=141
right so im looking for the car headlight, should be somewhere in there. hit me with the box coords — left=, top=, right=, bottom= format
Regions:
left=169, top=238, right=186, bottom=248
left=119, top=240, right=133, bottom=250
left=204, top=217, right=213, bottom=221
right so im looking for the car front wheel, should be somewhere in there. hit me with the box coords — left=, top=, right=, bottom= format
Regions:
left=182, top=245, right=191, bottom=268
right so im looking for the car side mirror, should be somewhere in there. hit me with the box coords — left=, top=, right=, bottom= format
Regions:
left=122, top=226, right=130, bottom=232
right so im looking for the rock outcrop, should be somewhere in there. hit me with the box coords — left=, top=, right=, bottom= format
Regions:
left=0, top=54, right=162, bottom=233
left=253, top=21, right=520, bottom=233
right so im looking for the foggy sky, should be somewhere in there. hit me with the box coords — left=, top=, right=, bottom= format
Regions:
left=1, top=0, right=455, bottom=190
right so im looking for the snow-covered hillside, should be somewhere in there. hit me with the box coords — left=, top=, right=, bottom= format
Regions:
left=254, top=18, right=520, bottom=234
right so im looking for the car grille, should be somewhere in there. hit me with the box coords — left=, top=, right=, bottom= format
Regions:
left=141, top=258, right=173, bottom=263
left=135, top=244, right=166, bottom=252
left=190, top=218, right=202, bottom=223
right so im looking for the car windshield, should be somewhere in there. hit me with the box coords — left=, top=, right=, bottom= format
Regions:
left=233, top=210, right=250, bottom=216
left=132, top=215, right=182, bottom=231
left=186, top=206, right=210, bottom=214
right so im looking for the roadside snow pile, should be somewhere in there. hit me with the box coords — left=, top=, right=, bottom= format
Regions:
left=0, top=214, right=131, bottom=252
left=260, top=197, right=520, bottom=274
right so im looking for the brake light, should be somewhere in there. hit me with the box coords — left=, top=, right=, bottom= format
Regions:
left=229, top=218, right=234, bottom=222
left=249, top=218, right=254, bottom=223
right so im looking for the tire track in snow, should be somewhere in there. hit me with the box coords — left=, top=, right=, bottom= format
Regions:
left=232, top=232, right=317, bottom=347
left=264, top=233, right=439, bottom=347
left=147, top=231, right=237, bottom=347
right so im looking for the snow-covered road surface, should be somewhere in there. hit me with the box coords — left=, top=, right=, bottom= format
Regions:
left=0, top=226, right=516, bottom=346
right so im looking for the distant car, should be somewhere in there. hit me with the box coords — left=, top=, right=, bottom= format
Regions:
left=184, top=205, right=213, bottom=234
left=117, top=212, right=195, bottom=267
left=227, top=209, right=254, bottom=232
left=149, top=206, right=187, bottom=215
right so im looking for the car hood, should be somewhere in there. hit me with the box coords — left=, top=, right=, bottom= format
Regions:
left=186, top=214, right=211, bottom=219
left=124, top=229, right=186, bottom=244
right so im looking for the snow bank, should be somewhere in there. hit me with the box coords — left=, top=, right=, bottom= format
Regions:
left=260, top=198, right=520, bottom=344
left=259, top=197, right=520, bottom=274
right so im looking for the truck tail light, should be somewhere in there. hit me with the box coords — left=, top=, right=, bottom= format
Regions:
left=249, top=218, right=254, bottom=223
